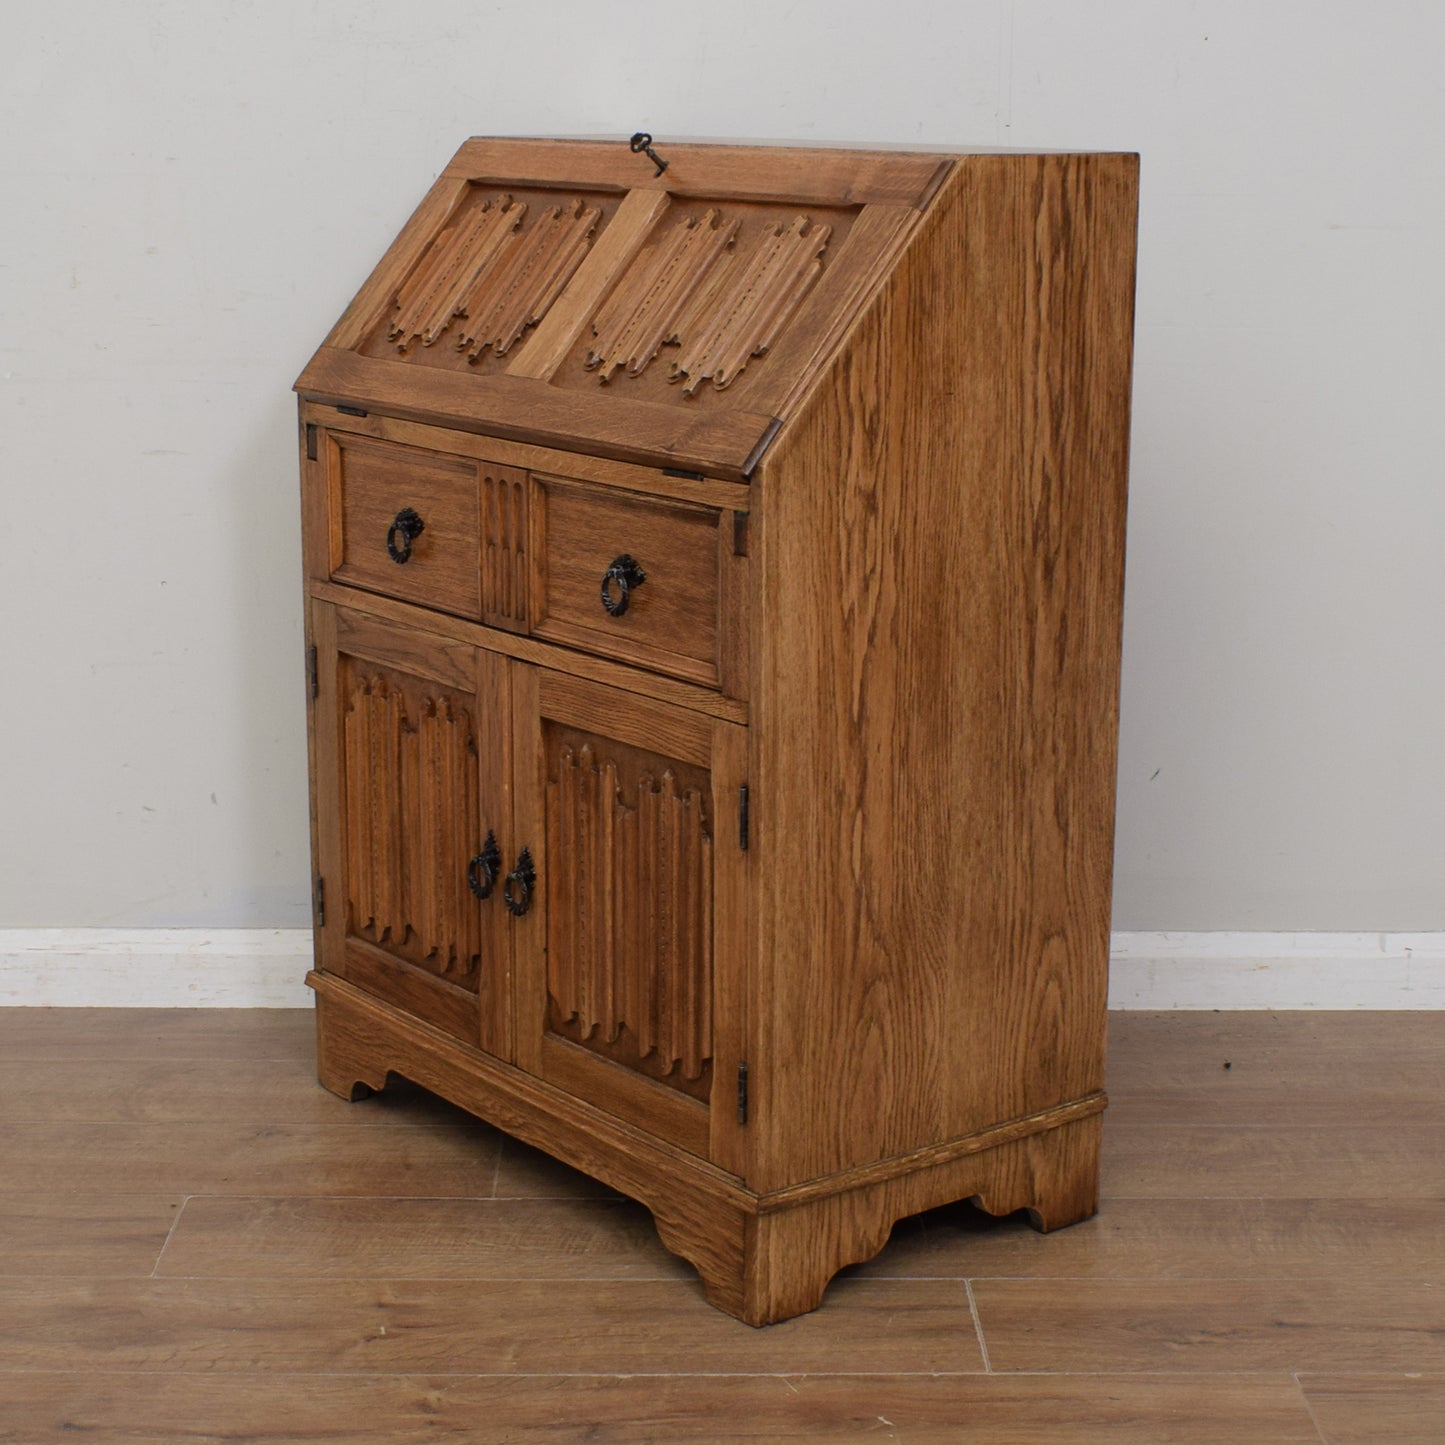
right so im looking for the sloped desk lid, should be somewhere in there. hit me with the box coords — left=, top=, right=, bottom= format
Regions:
left=295, top=138, right=953, bottom=480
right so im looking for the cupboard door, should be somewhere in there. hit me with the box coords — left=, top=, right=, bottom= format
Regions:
left=312, top=600, right=513, bottom=1057
left=510, top=668, right=748, bottom=1170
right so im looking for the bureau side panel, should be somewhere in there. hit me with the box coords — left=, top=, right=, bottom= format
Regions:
left=750, top=153, right=1138, bottom=1189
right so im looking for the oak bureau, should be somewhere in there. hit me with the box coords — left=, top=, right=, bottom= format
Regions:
left=295, top=136, right=1139, bottom=1324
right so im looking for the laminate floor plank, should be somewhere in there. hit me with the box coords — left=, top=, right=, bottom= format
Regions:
left=1103, top=1123, right=1445, bottom=1197
left=0, top=1007, right=314, bottom=1061
left=155, top=1195, right=689, bottom=1280
left=0, top=1122, right=501, bottom=1197
left=0, top=1370, right=1325, bottom=1444
left=1108, top=1091, right=1444, bottom=1127
left=0, top=1058, right=476, bottom=1126
left=0, top=1196, right=184, bottom=1276
left=1, top=1008, right=1438, bottom=1443
left=0, top=1276, right=980, bottom=1375
left=973, top=1277, right=1445, bottom=1373
left=1107, top=1010, right=1442, bottom=1077
left=1299, top=1373, right=1445, bottom=1445
left=849, top=1196, right=1445, bottom=1282
left=1107, top=1012, right=1445, bottom=1127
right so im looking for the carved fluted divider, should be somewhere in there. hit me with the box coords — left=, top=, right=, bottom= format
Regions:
left=546, top=744, right=713, bottom=1087
left=481, top=469, right=528, bottom=630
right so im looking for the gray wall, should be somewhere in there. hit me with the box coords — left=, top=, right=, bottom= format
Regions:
left=3, top=1, right=1441, bottom=932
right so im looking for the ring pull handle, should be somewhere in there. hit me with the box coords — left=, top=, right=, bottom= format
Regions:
left=600, top=555, right=646, bottom=618
left=503, top=847, right=536, bottom=918
left=466, top=830, right=501, bottom=901
left=386, top=507, right=425, bottom=564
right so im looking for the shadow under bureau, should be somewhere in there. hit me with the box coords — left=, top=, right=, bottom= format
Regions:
left=295, top=136, right=1139, bottom=1325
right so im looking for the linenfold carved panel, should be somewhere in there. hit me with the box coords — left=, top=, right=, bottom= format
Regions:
left=343, top=667, right=481, bottom=989
left=585, top=209, right=832, bottom=395
left=545, top=740, right=713, bottom=1099
left=389, top=194, right=602, bottom=360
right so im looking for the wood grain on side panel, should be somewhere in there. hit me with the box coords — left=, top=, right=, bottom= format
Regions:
left=750, top=153, right=1138, bottom=1190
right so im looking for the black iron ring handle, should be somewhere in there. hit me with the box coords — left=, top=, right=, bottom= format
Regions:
left=503, top=847, right=536, bottom=918
left=387, top=506, right=425, bottom=564
left=600, top=555, right=646, bottom=618
left=466, top=830, right=501, bottom=901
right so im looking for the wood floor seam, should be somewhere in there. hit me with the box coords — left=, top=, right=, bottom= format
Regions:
left=962, top=1272, right=1445, bottom=1281
left=0, top=1367, right=1322, bottom=1378
left=147, top=1194, right=190, bottom=1279
left=1291, top=1371, right=1333, bottom=1445
left=964, top=1279, right=992, bottom=1373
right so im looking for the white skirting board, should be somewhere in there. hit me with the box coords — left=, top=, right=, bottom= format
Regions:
left=1107, top=932, right=1445, bottom=1009
left=0, top=929, right=1441, bottom=1009
left=0, top=930, right=316, bottom=1008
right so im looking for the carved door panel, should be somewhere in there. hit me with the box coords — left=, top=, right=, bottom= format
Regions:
left=311, top=600, right=513, bottom=1057
left=510, top=668, right=748, bottom=1171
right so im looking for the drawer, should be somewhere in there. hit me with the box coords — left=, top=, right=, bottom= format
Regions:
left=328, top=432, right=498, bottom=620
left=530, top=476, right=726, bottom=688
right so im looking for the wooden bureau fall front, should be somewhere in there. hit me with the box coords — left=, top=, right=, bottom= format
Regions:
left=295, top=136, right=1139, bottom=1325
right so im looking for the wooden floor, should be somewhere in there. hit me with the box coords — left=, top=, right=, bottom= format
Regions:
left=0, top=1010, right=1441, bottom=1442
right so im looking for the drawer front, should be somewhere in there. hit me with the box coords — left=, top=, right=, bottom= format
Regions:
left=330, top=433, right=488, bottom=619
left=531, top=477, right=723, bottom=688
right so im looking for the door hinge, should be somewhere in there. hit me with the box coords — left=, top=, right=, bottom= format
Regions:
left=305, top=422, right=318, bottom=461
left=307, top=645, right=319, bottom=698
left=738, top=785, right=750, bottom=851
left=314, top=876, right=326, bottom=927
left=335, top=403, right=368, bottom=417
left=737, top=1061, right=749, bottom=1125
left=732, top=510, right=749, bottom=557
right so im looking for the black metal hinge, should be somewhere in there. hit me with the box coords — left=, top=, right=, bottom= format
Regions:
left=305, top=422, right=318, bottom=461
left=738, top=785, right=750, bottom=851
left=314, top=876, right=326, bottom=927
left=307, top=645, right=319, bottom=699
left=732, top=510, right=749, bottom=557
left=737, top=1061, right=749, bottom=1125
